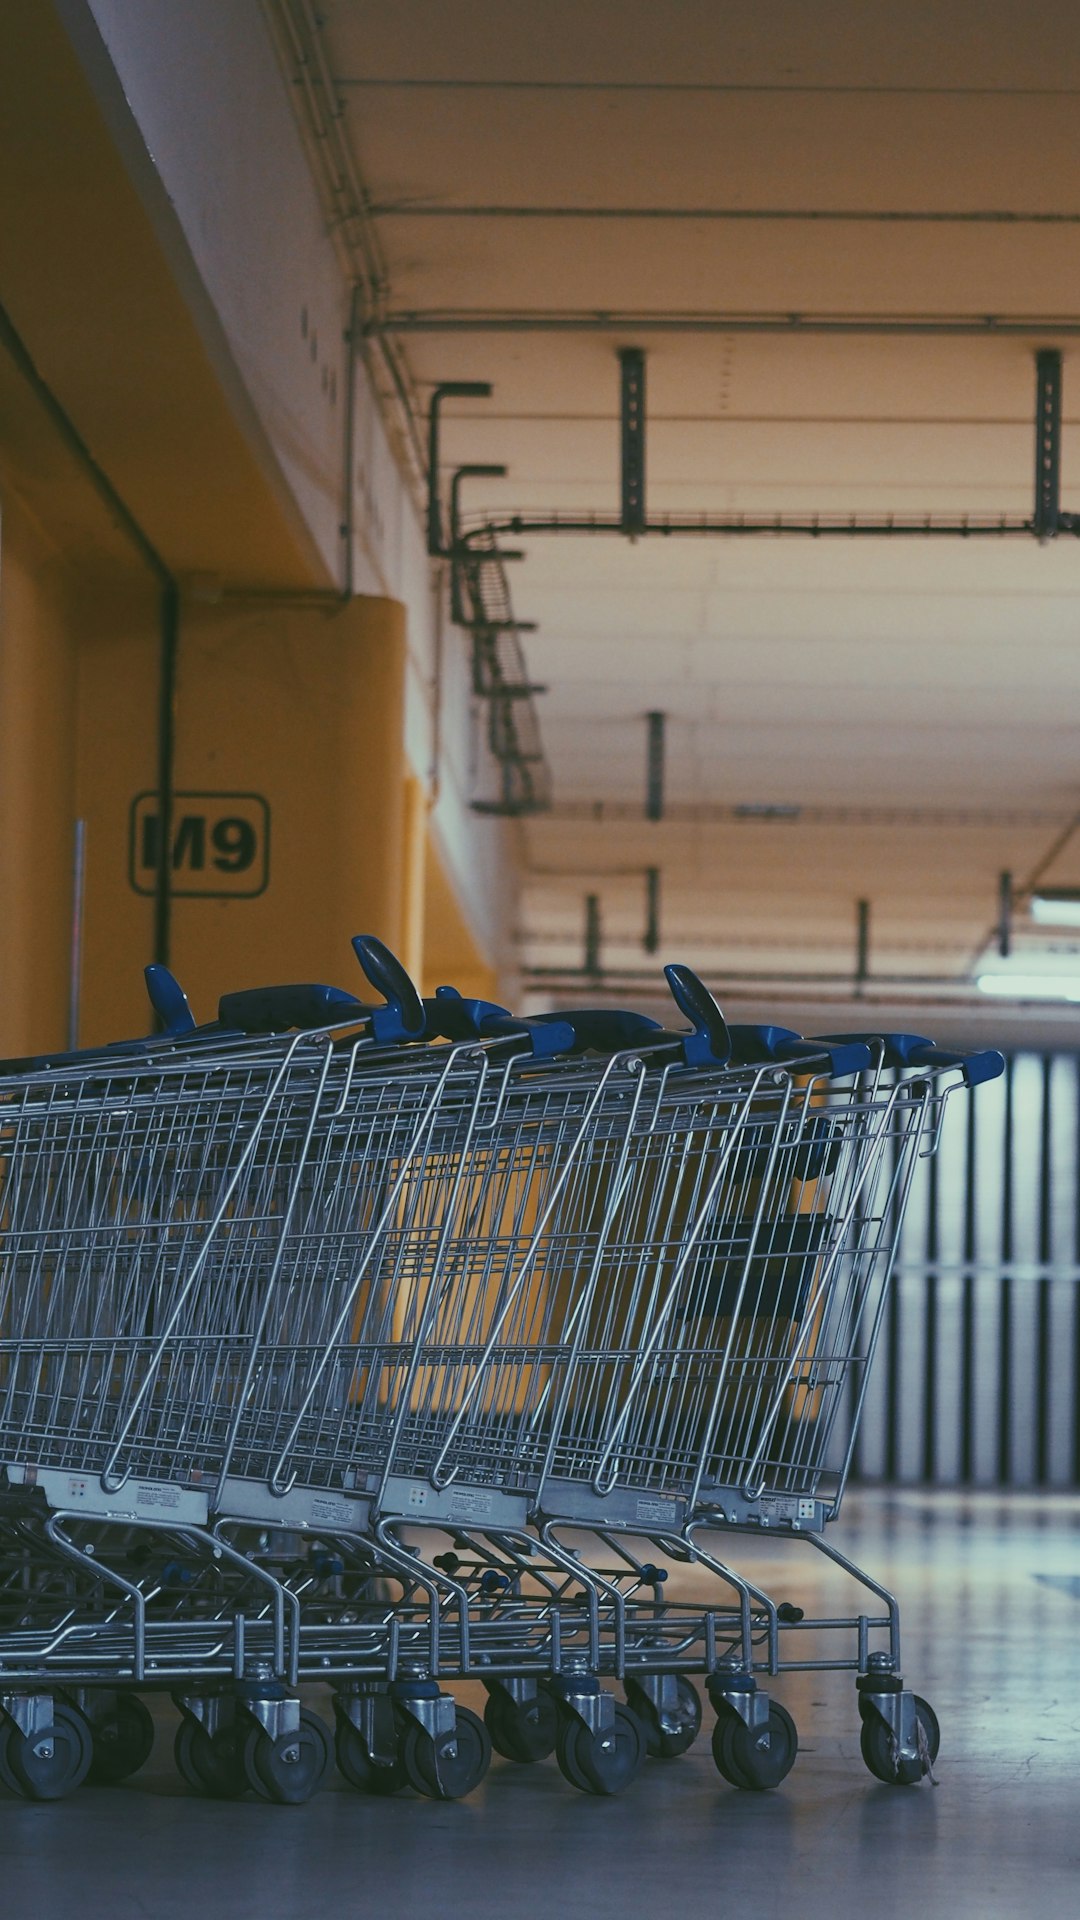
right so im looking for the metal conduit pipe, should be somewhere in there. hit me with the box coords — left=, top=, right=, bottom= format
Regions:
left=0, top=298, right=179, bottom=971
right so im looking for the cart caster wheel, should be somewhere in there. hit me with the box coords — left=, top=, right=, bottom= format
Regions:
left=0, top=1721, right=23, bottom=1795
left=3, top=1702, right=93, bottom=1801
left=483, top=1689, right=558, bottom=1763
left=555, top=1702, right=646, bottom=1796
left=334, top=1716, right=408, bottom=1795
left=711, top=1701, right=798, bottom=1791
left=87, top=1695, right=156, bottom=1784
left=242, top=1710, right=332, bottom=1805
left=400, top=1707, right=491, bottom=1800
left=625, top=1677, right=702, bottom=1759
left=860, top=1695, right=940, bottom=1786
left=173, top=1717, right=248, bottom=1799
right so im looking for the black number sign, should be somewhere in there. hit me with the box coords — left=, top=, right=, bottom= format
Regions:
left=129, top=792, right=270, bottom=898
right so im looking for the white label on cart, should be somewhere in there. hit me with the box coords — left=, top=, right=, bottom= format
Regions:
left=449, top=1490, right=494, bottom=1518
left=636, top=1497, right=678, bottom=1524
left=66, top=1477, right=91, bottom=1502
left=135, top=1484, right=181, bottom=1511
left=310, top=1496, right=363, bottom=1528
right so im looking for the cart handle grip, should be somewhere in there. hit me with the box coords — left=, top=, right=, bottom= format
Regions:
left=728, top=1025, right=872, bottom=1077
left=818, top=1032, right=1006, bottom=1088
left=350, top=935, right=426, bottom=1042
left=525, top=1008, right=663, bottom=1053
left=217, top=981, right=370, bottom=1033
left=663, top=964, right=732, bottom=1066
left=425, top=987, right=576, bottom=1059
left=144, top=964, right=197, bottom=1036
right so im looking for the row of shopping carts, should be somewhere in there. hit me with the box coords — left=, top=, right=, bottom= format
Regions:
left=0, top=937, right=1003, bottom=1802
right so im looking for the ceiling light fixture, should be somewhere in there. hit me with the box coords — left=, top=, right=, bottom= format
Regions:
left=977, top=972, right=1080, bottom=1001
left=1029, top=890, right=1080, bottom=927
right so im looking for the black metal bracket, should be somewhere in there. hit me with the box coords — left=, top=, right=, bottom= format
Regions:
left=449, top=464, right=507, bottom=620
left=426, top=382, right=493, bottom=555
left=645, top=711, right=666, bottom=821
left=1033, top=350, right=1078, bottom=540
left=855, top=899, right=871, bottom=993
left=643, top=866, right=661, bottom=955
left=584, top=894, right=602, bottom=976
left=460, top=618, right=539, bottom=633
left=619, top=348, right=646, bottom=534
left=998, top=870, right=1013, bottom=959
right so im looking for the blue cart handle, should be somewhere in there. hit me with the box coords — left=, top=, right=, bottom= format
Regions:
left=425, top=987, right=649, bottom=1060
left=144, top=964, right=197, bottom=1036
left=214, top=937, right=425, bottom=1041
left=728, top=1025, right=872, bottom=1077
left=350, top=935, right=426, bottom=1042
left=663, top=964, right=732, bottom=1067
left=818, top=1032, right=1005, bottom=1089
left=217, top=981, right=371, bottom=1033
left=526, top=1008, right=663, bottom=1053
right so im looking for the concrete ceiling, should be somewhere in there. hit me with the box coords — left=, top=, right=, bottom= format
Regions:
left=314, top=0, right=1080, bottom=1010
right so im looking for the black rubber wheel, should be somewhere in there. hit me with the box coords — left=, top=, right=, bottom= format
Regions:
left=711, top=1700, right=798, bottom=1791
left=860, top=1695, right=940, bottom=1786
left=242, top=1710, right=332, bottom=1805
left=173, top=1717, right=248, bottom=1799
left=555, top=1702, right=646, bottom=1796
left=0, top=1720, right=24, bottom=1796
left=334, top=1715, right=408, bottom=1795
left=483, top=1689, right=558, bottom=1763
left=400, top=1706, right=491, bottom=1800
left=551, top=1706, right=593, bottom=1792
left=625, top=1677, right=702, bottom=1760
left=5, top=1701, right=94, bottom=1801
left=87, top=1695, right=156, bottom=1784
left=711, top=1709, right=755, bottom=1788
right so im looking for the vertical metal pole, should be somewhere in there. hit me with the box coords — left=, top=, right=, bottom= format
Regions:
left=153, top=582, right=180, bottom=970
left=998, top=869, right=1013, bottom=958
left=645, top=710, right=666, bottom=821
left=922, top=1148, right=940, bottom=1484
left=67, top=819, right=87, bottom=1051
left=1034, top=348, right=1062, bottom=542
left=855, top=898, right=870, bottom=993
left=1036, top=1055, right=1053, bottom=1485
left=643, top=866, right=660, bottom=954
left=998, top=1058, right=1015, bottom=1485
left=960, top=1093, right=977, bottom=1483
left=1074, top=1057, right=1080, bottom=1488
left=619, top=347, right=646, bottom=534
left=584, top=893, right=602, bottom=977
left=340, top=281, right=361, bottom=600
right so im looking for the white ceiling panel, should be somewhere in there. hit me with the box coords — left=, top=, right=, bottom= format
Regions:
left=308, top=2, right=1080, bottom=1007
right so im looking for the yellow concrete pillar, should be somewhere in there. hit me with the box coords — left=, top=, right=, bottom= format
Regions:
left=76, top=593, right=409, bottom=1043
left=0, top=496, right=81, bottom=1055
left=400, top=771, right=428, bottom=988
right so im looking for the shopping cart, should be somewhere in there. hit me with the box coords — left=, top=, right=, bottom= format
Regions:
left=211, top=976, right=1000, bottom=1799
left=0, top=948, right=1003, bottom=1803
left=0, top=940, right=668, bottom=1797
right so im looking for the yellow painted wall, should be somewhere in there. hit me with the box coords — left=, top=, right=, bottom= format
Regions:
left=76, top=593, right=409, bottom=1042
left=0, top=522, right=467, bottom=1055
left=0, top=494, right=81, bottom=1055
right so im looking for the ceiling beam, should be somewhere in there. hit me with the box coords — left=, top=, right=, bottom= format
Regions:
left=375, top=310, right=1080, bottom=337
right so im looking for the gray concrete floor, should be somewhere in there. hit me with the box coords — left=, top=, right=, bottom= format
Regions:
left=2, top=1489, right=1078, bottom=1919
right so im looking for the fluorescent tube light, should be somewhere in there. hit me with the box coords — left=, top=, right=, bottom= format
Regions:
left=977, top=973, right=1080, bottom=1001
left=1030, top=892, right=1080, bottom=927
